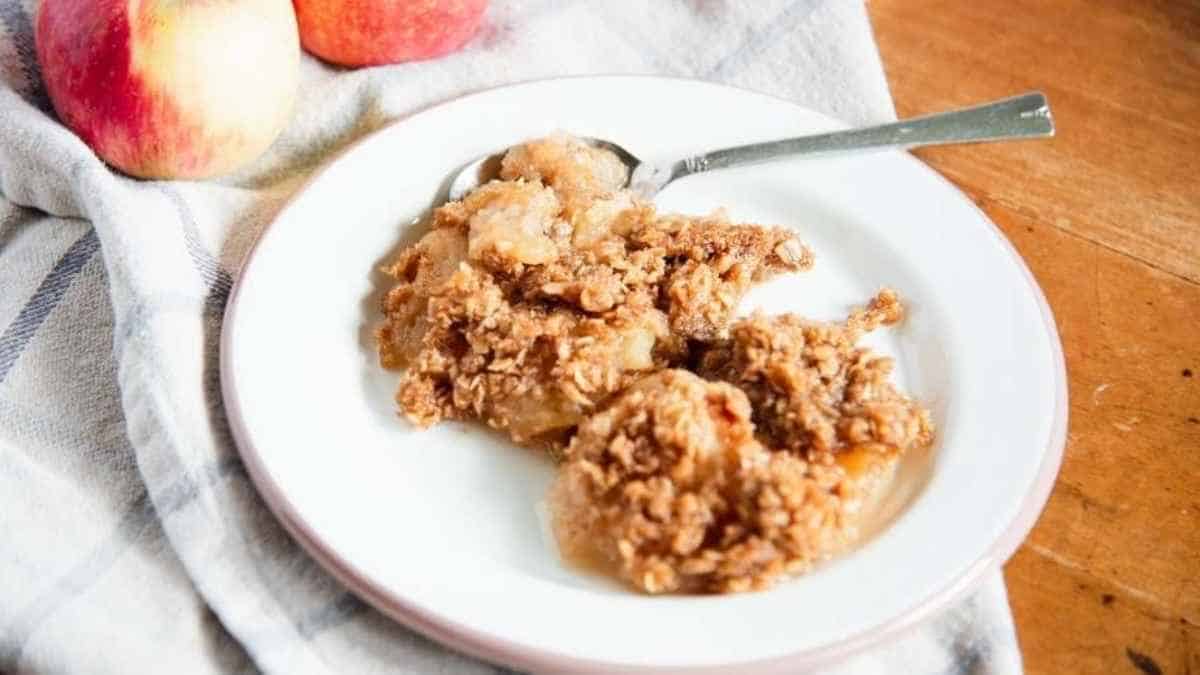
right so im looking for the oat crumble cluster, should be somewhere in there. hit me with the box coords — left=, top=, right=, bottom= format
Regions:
left=376, top=134, right=933, bottom=594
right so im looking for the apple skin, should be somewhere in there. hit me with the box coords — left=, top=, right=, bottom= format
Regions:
left=36, top=0, right=300, bottom=180
left=294, top=0, right=487, bottom=67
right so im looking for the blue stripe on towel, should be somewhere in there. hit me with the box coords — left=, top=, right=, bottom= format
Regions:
left=705, top=0, right=820, bottom=78
left=0, top=228, right=100, bottom=383
left=157, top=186, right=234, bottom=303
left=0, top=454, right=247, bottom=663
left=0, top=1, right=53, bottom=112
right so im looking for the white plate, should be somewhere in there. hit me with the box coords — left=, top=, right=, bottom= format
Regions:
left=221, top=76, right=1067, bottom=673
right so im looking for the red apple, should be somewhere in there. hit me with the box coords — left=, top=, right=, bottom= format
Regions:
left=36, top=0, right=300, bottom=180
left=294, top=0, right=486, bottom=67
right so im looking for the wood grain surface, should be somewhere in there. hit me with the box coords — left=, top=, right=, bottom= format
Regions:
left=867, top=2, right=1199, bottom=673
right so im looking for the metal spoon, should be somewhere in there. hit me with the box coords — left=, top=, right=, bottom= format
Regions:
left=447, top=91, right=1054, bottom=201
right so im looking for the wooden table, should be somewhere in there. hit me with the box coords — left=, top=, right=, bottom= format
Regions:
left=867, top=2, right=1199, bottom=673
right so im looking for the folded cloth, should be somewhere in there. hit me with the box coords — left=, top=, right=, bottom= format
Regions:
left=0, top=1, right=1023, bottom=672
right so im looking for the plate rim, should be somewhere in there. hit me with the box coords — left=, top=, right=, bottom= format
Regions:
left=220, top=74, right=1068, bottom=674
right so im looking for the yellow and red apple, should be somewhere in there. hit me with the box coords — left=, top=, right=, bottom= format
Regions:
left=36, top=0, right=300, bottom=180
left=295, top=0, right=487, bottom=68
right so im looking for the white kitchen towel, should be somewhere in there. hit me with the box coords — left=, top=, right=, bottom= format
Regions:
left=0, top=1, right=1024, bottom=673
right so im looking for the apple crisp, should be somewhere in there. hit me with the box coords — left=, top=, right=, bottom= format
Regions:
left=378, top=133, right=810, bottom=444
left=375, top=133, right=933, bottom=594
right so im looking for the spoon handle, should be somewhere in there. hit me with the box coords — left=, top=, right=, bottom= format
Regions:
left=667, top=92, right=1054, bottom=182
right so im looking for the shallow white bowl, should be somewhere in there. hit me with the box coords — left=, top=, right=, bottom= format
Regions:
left=221, top=76, right=1067, bottom=674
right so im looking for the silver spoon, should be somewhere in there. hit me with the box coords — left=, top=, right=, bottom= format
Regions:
left=447, top=91, right=1053, bottom=201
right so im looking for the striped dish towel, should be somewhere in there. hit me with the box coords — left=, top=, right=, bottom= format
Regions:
left=0, top=1, right=1023, bottom=672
